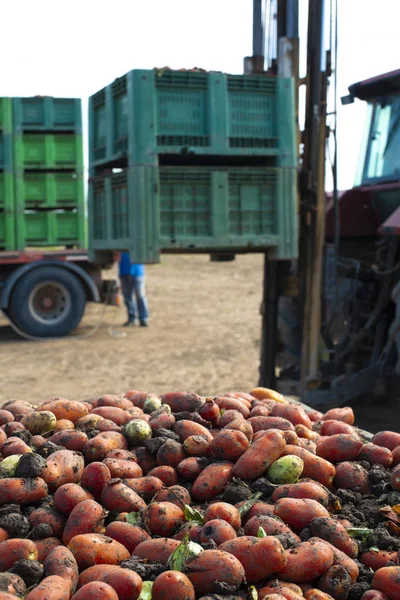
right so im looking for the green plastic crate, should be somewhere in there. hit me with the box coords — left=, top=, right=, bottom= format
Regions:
left=89, top=167, right=159, bottom=263
left=0, top=209, right=16, bottom=250
left=0, top=170, right=15, bottom=250
left=0, top=133, right=13, bottom=170
left=15, top=172, right=84, bottom=209
left=88, top=70, right=296, bottom=167
left=159, top=167, right=284, bottom=243
left=0, top=172, right=14, bottom=209
left=17, top=209, right=85, bottom=248
left=0, top=98, right=13, bottom=133
left=12, top=97, right=82, bottom=133
left=89, top=165, right=298, bottom=263
left=14, top=134, right=84, bottom=170
left=0, top=211, right=4, bottom=245
left=0, top=174, right=4, bottom=208
left=228, top=170, right=277, bottom=236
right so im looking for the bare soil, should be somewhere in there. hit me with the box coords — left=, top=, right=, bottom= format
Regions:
left=0, top=254, right=264, bottom=405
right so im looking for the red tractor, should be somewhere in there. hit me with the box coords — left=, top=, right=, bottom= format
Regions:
left=278, top=68, right=400, bottom=417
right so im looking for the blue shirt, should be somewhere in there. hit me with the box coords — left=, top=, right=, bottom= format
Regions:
left=119, top=252, right=145, bottom=277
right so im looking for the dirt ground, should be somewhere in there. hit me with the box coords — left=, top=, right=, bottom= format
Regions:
left=0, top=254, right=264, bottom=405
left=1, top=254, right=398, bottom=434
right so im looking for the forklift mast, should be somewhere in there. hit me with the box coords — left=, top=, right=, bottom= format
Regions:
left=254, top=0, right=330, bottom=394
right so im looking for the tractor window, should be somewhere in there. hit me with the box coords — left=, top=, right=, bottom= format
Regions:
left=362, top=94, right=400, bottom=184
left=354, top=103, right=373, bottom=186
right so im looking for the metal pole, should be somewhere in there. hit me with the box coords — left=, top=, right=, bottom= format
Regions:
left=258, top=0, right=300, bottom=389
left=251, top=0, right=276, bottom=388
left=300, top=0, right=328, bottom=389
left=259, top=259, right=279, bottom=388
left=253, top=0, right=264, bottom=57
left=277, top=0, right=300, bottom=171
left=307, top=77, right=328, bottom=381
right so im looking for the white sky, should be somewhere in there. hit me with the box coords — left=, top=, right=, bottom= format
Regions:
left=1, top=0, right=399, bottom=190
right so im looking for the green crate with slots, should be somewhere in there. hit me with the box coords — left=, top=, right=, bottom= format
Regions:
left=89, top=166, right=159, bottom=263
left=89, top=69, right=296, bottom=167
left=0, top=133, right=13, bottom=170
left=0, top=172, right=14, bottom=209
left=12, top=97, right=82, bottom=133
left=19, top=209, right=85, bottom=247
left=0, top=98, right=13, bottom=133
left=15, top=172, right=84, bottom=209
left=89, top=165, right=298, bottom=263
left=0, top=209, right=16, bottom=250
left=14, top=134, right=83, bottom=170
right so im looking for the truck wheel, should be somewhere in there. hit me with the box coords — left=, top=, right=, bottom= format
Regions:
left=9, top=267, right=86, bottom=338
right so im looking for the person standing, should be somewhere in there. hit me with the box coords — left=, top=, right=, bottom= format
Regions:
left=119, top=252, right=149, bottom=327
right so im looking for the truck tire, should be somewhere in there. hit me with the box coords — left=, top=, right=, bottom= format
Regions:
left=9, top=266, right=86, bottom=338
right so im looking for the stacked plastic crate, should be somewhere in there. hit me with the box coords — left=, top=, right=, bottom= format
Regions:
left=0, top=99, right=14, bottom=249
left=12, top=97, right=86, bottom=250
left=88, top=69, right=298, bottom=264
left=0, top=97, right=86, bottom=251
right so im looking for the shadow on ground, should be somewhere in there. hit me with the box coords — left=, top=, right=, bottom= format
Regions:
left=0, top=324, right=25, bottom=343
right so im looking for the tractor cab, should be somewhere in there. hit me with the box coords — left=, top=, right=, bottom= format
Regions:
left=326, top=69, right=400, bottom=238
